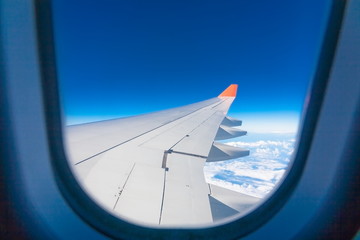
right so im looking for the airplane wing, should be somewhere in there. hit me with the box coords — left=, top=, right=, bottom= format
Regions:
left=64, top=84, right=260, bottom=226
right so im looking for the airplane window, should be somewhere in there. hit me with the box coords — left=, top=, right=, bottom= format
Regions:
left=52, top=0, right=332, bottom=228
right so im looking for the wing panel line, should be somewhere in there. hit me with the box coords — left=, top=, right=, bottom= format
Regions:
left=211, top=97, right=232, bottom=109
left=74, top=99, right=225, bottom=165
left=112, top=163, right=136, bottom=210
left=169, top=150, right=207, bottom=159
left=158, top=169, right=167, bottom=225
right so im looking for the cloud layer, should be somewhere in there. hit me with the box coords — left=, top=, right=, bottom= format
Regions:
left=204, top=134, right=296, bottom=198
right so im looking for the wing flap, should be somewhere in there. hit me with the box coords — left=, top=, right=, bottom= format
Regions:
left=114, top=163, right=165, bottom=225
left=209, top=184, right=260, bottom=216
left=160, top=154, right=212, bottom=226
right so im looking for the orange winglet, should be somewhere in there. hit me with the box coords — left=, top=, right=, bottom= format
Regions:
left=218, top=84, right=238, bottom=97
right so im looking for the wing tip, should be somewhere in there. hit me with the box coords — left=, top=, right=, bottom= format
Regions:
left=218, top=84, right=238, bottom=97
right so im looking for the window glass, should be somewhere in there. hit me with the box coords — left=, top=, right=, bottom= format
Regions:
left=53, top=0, right=331, bottom=226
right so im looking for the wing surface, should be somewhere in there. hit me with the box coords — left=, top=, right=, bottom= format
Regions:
left=64, top=84, right=260, bottom=226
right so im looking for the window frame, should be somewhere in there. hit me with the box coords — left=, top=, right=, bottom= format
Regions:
left=35, top=0, right=348, bottom=239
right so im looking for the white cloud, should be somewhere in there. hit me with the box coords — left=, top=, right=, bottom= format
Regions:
left=226, top=140, right=295, bottom=149
left=204, top=134, right=295, bottom=198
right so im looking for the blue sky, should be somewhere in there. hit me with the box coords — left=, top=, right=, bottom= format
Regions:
left=53, top=0, right=331, bottom=133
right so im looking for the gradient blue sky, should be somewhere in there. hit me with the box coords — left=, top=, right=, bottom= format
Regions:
left=53, top=0, right=331, bottom=133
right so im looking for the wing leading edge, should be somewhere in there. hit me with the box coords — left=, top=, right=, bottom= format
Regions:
left=64, top=84, right=260, bottom=226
